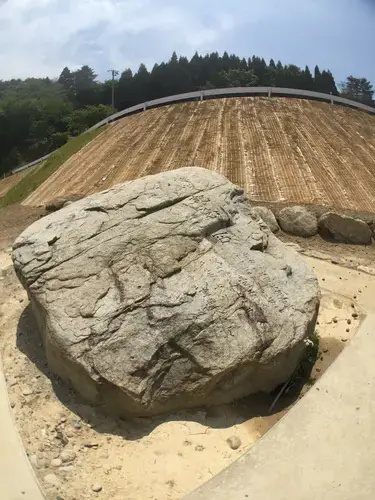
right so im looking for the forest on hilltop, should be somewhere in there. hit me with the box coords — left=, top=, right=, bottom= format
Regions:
left=0, top=51, right=374, bottom=175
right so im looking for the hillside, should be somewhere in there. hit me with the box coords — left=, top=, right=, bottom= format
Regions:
left=23, top=97, right=375, bottom=212
left=0, top=170, right=30, bottom=198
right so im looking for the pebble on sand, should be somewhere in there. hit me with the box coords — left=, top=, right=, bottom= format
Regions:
left=51, top=458, right=62, bottom=467
left=60, top=449, right=76, bottom=463
left=92, top=484, right=103, bottom=492
left=44, top=473, right=61, bottom=487
left=226, top=436, right=242, bottom=450
left=21, top=386, right=33, bottom=396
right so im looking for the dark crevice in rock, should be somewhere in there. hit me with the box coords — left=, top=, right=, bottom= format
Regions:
left=84, top=206, right=109, bottom=214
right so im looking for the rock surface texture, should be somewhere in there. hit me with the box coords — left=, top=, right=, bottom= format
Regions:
left=13, top=168, right=320, bottom=417
left=318, top=212, right=372, bottom=245
left=278, top=206, right=318, bottom=237
left=250, top=206, right=279, bottom=233
left=45, top=195, right=83, bottom=213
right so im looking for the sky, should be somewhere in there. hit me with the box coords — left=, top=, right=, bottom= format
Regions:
left=0, top=0, right=374, bottom=86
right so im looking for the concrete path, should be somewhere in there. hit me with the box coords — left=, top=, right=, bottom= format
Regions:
left=186, top=259, right=375, bottom=500
left=0, top=356, right=45, bottom=500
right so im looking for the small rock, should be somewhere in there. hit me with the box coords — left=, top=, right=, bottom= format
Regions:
left=353, top=295, right=357, bottom=299
left=60, top=449, right=76, bottom=463
left=346, top=329, right=350, bottom=333
left=51, top=458, right=62, bottom=467
left=44, top=473, right=61, bottom=487
left=351, top=304, right=355, bottom=308
left=315, top=367, right=321, bottom=373
left=84, top=442, right=99, bottom=449
left=18, top=298, right=24, bottom=303
left=65, top=429, right=75, bottom=438
left=21, top=386, right=33, bottom=396
left=60, top=417, right=67, bottom=423
left=39, top=458, right=50, bottom=468
left=72, top=422, right=81, bottom=430
left=347, top=319, right=352, bottom=325
left=333, top=318, right=338, bottom=324
left=226, top=436, right=242, bottom=450
left=352, top=312, right=358, bottom=319
left=92, top=484, right=103, bottom=493
left=323, top=349, right=329, bottom=354
left=10, top=401, right=16, bottom=408
left=341, top=338, right=348, bottom=343
left=59, top=465, right=75, bottom=473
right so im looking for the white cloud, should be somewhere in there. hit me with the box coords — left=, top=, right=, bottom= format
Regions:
left=0, top=0, right=244, bottom=79
left=0, top=0, right=373, bottom=83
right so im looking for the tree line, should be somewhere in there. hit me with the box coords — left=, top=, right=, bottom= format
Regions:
left=0, top=51, right=373, bottom=175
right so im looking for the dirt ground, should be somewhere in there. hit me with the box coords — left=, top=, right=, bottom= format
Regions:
left=23, top=97, right=375, bottom=212
left=0, top=204, right=44, bottom=249
left=0, top=172, right=27, bottom=197
left=0, top=206, right=373, bottom=500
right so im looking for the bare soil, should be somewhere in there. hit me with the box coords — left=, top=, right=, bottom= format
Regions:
left=0, top=204, right=44, bottom=249
left=23, top=97, right=375, bottom=212
left=0, top=205, right=373, bottom=499
left=0, top=172, right=28, bottom=197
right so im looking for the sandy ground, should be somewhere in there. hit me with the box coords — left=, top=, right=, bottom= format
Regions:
left=0, top=204, right=44, bottom=250
left=23, top=98, right=375, bottom=212
left=0, top=212, right=372, bottom=499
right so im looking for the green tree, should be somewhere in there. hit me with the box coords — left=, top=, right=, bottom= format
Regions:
left=65, top=105, right=113, bottom=136
left=300, top=65, right=314, bottom=90
left=210, top=69, right=258, bottom=88
left=340, top=76, right=374, bottom=104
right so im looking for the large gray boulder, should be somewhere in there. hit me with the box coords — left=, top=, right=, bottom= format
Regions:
left=13, top=167, right=320, bottom=417
left=251, top=206, right=279, bottom=233
left=318, top=212, right=372, bottom=245
left=278, top=206, right=318, bottom=237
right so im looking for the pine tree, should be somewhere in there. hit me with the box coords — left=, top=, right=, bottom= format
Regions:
left=300, top=65, right=314, bottom=90
left=341, top=76, right=374, bottom=104
left=314, top=65, right=322, bottom=91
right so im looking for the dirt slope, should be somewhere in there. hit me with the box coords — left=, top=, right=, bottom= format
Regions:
left=23, top=97, right=375, bottom=212
left=0, top=171, right=28, bottom=198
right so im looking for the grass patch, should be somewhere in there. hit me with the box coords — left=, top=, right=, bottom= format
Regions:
left=0, top=127, right=105, bottom=207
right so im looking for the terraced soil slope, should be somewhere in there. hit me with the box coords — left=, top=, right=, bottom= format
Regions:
left=0, top=171, right=28, bottom=198
left=24, top=97, right=375, bottom=212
